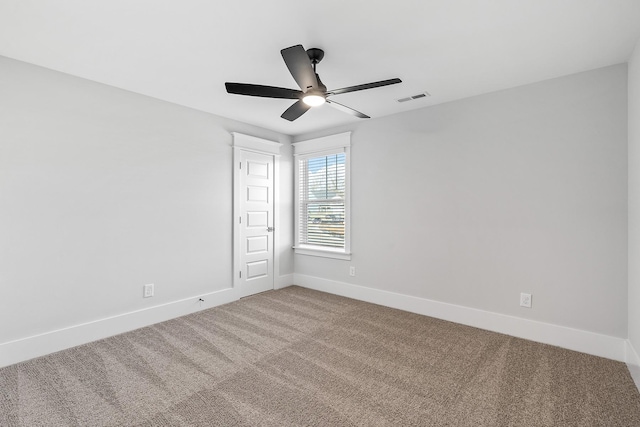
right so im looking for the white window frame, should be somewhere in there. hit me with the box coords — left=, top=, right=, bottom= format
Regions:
left=293, top=132, right=351, bottom=260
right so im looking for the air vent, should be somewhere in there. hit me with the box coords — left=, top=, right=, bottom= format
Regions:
left=397, top=92, right=431, bottom=103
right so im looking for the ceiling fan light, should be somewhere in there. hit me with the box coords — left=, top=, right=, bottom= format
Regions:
left=302, top=94, right=326, bottom=107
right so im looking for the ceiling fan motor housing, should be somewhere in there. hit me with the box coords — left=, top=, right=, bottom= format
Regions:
left=306, top=48, right=325, bottom=65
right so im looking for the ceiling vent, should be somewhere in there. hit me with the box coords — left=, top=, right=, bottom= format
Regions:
left=397, top=92, right=431, bottom=103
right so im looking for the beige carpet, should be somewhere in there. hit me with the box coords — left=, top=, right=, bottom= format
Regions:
left=1, top=286, right=639, bottom=426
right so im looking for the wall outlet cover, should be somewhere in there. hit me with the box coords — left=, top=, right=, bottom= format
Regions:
left=143, top=284, right=154, bottom=298
left=520, top=292, right=532, bottom=308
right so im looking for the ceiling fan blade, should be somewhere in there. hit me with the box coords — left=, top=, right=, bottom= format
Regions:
left=326, top=100, right=370, bottom=119
left=281, top=45, right=318, bottom=91
left=327, top=78, right=402, bottom=96
left=281, top=100, right=311, bottom=121
left=225, top=82, right=302, bottom=99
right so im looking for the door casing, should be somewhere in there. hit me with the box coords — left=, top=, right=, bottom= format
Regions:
left=232, top=133, right=282, bottom=298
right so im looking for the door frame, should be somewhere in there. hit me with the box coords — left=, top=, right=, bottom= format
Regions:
left=232, top=132, right=282, bottom=297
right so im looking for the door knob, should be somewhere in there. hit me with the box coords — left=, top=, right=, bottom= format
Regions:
left=267, top=227, right=274, bottom=232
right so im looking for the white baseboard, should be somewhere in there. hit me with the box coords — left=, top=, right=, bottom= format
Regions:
left=626, top=340, right=640, bottom=391
left=275, top=273, right=294, bottom=289
left=1, top=274, right=297, bottom=368
left=2, top=275, right=629, bottom=371
left=0, top=287, right=238, bottom=369
left=294, top=274, right=627, bottom=363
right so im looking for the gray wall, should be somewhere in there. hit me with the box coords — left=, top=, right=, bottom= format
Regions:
left=0, top=56, right=292, bottom=344
left=0, top=54, right=630, bottom=353
left=295, top=64, right=628, bottom=338
left=629, top=40, right=640, bottom=351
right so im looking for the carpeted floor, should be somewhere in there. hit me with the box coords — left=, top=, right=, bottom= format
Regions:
left=1, top=286, right=639, bottom=426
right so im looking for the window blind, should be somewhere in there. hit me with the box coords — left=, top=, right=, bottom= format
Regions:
left=298, top=152, right=346, bottom=248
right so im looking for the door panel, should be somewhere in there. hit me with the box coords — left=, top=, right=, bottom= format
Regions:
left=246, top=260, right=268, bottom=279
left=248, top=161, right=269, bottom=178
left=247, top=236, right=268, bottom=253
left=246, top=211, right=268, bottom=227
left=247, top=186, right=268, bottom=202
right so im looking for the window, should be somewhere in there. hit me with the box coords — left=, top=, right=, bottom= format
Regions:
left=299, top=153, right=345, bottom=247
left=293, top=133, right=351, bottom=260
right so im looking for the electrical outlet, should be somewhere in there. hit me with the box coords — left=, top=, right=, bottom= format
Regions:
left=520, top=292, right=532, bottom=308
left=143, top=284, right=154, bottom=298
left=349, top=266, right=356, bottom=277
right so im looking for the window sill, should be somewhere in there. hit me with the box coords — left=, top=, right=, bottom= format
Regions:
left=293, top=246, right=352, bottom=260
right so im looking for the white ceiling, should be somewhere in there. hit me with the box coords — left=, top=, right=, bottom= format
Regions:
left=1, top=0, right=639, bottom=136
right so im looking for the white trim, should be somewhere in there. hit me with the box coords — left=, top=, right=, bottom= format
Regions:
left=275, top=274, right=294, bottom=290
left=292, top=132, right=351, bottom=155
left=344, top=145, right=351, bottom=255
left=626, top=340, right=640, bottom=391
left=293, top=246, right=352, bottom=260
left=233, top=146, right=242, bottom=294
left=232, top=132, right=282, bottom=155
left=293, top=274, right=627, bottom=362
left=273, top=154, right=282, bottom=286
left=626, top=340, right=640, bottom=365
left=295, top=147, right=346, bottom=160
left=0, top=287, right=238, bottom=368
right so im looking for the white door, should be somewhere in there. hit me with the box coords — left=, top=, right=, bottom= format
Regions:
left=237, top=150, right=274, bottom=297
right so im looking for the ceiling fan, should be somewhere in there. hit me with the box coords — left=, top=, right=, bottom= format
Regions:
left=225, top=44, right=402, bottom=122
